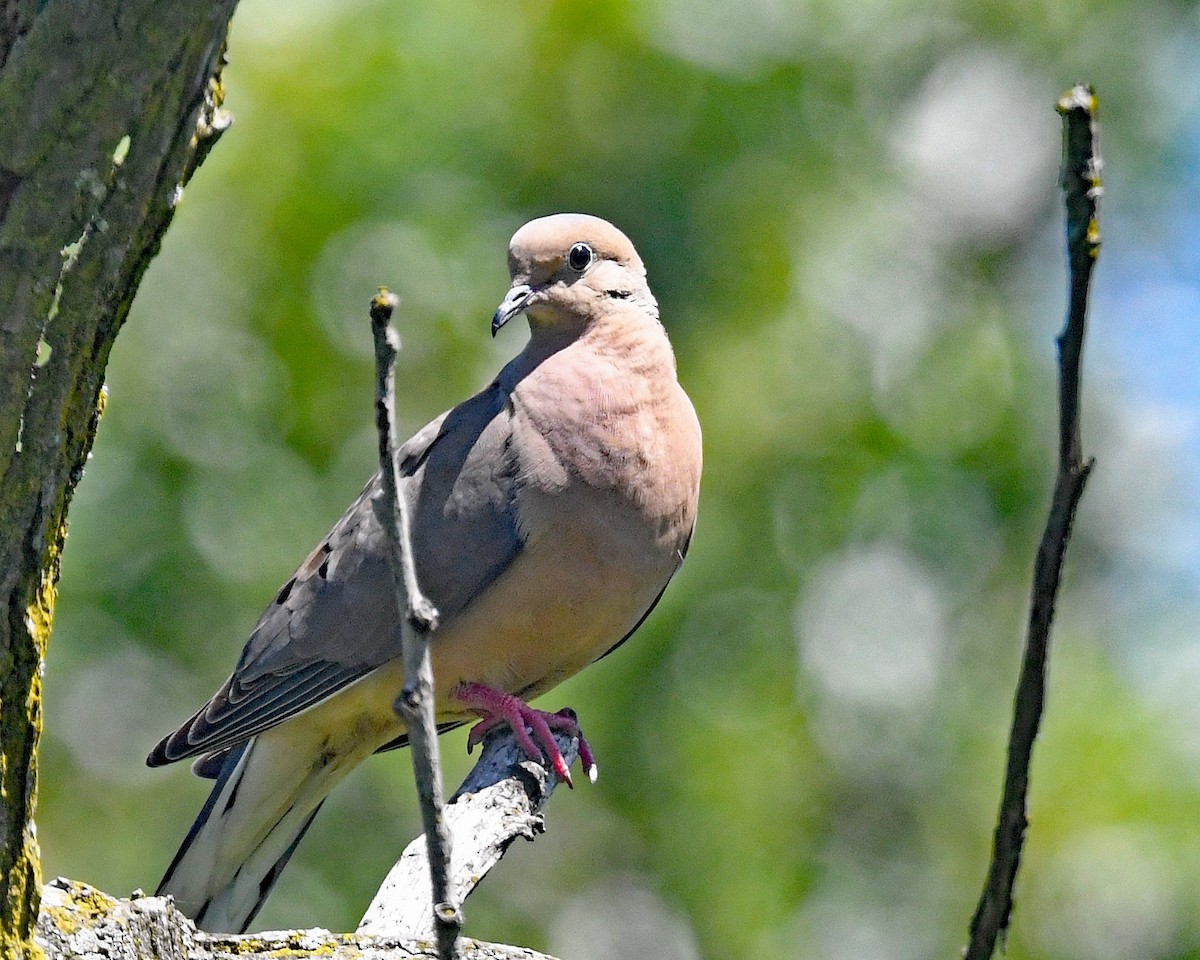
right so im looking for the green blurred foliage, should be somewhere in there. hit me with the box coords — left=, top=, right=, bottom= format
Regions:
left=38, top=0, right=1200, bottom=958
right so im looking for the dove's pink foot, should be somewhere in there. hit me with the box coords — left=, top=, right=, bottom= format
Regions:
left=454, top=682, right=597, bottom=787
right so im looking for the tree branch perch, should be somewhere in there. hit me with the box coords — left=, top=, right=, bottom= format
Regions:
left=359, top=728, right=579, bottom=939
left=36, top=726, right=575, bottom=960
left=36, top=879, right=553, bottom=960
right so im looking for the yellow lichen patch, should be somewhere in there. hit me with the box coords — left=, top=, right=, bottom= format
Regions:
left=8, top=514, right=70, bottom=957
left=112, top=135, right=131, bottom=168
left=218, top=932, right=348, bottom=958
left=0, top=930, right=46, bottom=960
left=25, top=516, right=64, bottom=661
left=62, top=883, right=117, bottom=921
left=41, top=904, right=77, bottom=936
left=1056, top=83, right=1097, bottom=115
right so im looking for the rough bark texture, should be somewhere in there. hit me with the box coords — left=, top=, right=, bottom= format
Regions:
left=36, top=879, right=557, bottom=960
left=35, top=729, right=575, bottom=960
left=0, top=2, right=239, bottom=955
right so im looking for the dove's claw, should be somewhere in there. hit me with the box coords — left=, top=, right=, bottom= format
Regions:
left=551, top=708, right=598, bottom=782
left=465, top=714, right=506, bottom=753
left=577, top=732, right=599, bottom=783
left=455, top=682, right=594, bottom=787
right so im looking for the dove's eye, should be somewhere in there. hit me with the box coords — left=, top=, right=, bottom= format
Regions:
left=567, top=242, right=593, bottom=272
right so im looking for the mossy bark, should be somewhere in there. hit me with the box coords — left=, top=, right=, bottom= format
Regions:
left=37, top=880, right=558, bottom=960
left=0, top=3, right=239, bottom=956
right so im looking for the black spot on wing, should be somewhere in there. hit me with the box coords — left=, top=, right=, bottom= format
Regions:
left=275, top=578, right=296, bottom=605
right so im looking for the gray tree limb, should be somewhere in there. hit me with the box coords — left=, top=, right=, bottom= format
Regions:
left=359, top=729, right=578, bottom=940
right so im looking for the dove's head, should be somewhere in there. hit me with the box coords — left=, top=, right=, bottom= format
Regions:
left=492, top=214, right=658, bottom=337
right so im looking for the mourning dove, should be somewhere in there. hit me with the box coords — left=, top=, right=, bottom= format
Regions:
left=147, top=213, right=702, bottom=933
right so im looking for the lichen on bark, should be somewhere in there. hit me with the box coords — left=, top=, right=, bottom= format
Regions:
left=0, top=3, right=241, bottom=956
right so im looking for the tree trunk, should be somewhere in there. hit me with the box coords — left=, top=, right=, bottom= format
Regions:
left=0, top=2, right=238, bottom=954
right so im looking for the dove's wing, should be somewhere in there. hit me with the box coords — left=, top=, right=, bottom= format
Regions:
left=148, top=381, right=523, bottom=767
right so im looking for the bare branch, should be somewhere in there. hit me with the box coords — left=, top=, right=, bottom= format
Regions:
left=964, top=83, right=1101, bottom=960
left=359, top=727, right=579, bottom=939
left=369, top=291, right=460, bottom=960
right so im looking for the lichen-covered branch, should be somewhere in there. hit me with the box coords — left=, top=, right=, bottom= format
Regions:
left=963, top=83, right=1101, bottom=960
left=36, top=727, right=576, bottom=960
left=36, top=879, right=556, bottom=960
left=0, top=3, right=239, bottom=955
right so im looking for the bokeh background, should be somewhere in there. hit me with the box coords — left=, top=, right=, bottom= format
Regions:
left=38, top=1, right=1200, bottom=958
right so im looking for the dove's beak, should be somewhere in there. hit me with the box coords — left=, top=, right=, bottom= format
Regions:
left=492, top=283, right=534, bottom=337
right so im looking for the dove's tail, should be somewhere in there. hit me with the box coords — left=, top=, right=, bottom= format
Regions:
left=156, top=720, right=374, bottom=934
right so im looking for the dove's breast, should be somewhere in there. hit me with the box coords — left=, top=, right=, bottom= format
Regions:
left=424, top=329, right=701, bottom=709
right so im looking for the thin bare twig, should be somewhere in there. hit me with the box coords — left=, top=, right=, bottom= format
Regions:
left=369, top=289, right=461, bottom=960
left=964, top=84, right=1101, bottom=960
